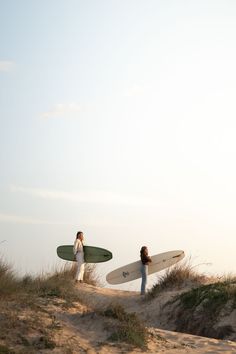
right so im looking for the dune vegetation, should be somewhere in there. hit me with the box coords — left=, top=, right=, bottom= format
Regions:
left=0, top=256, right=236, bottom=353
left=0, top=257, right=148, bottom=353
left=102, top=303, right=148, bottom=348
left=0, top=257, right=99, bottom=303
left=147, top=259, right=208, bottom=298
left=147, top=261, right=236, bottom=340
left=0, top=257, right=103, bottom=353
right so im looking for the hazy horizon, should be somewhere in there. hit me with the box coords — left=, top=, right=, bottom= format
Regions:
left=1, top=0, right=236, bottom=291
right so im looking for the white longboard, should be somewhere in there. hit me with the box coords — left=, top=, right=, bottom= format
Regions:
left=106, top=250, right=185, bottom=285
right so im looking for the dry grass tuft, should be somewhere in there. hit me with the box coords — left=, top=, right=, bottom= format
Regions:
left=0, top=257, right=20, bottom=298
left=148, top=259, right=207, bottom=298
left=0, top=256, right=102, bottom=352
left=0, top=257, right=101, bottom=304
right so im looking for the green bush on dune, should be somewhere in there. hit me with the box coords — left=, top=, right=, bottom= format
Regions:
left=180, top=280, right=236, bottom=313
left=148, top=261, right=236, bottom=340
left=103, top=303, right=148, bottom=348
left=174, top=280, right=236, bottom=339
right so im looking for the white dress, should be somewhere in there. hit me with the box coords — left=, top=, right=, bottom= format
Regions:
left=73, top=239, right=85, bottom=281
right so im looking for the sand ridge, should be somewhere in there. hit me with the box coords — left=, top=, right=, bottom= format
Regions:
left=53, top=282, right=236, bottom=353
left=1, top=282, right=236, bottom=353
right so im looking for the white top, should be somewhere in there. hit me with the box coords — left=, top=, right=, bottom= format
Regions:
left=73, top=239, right=84, bottom=256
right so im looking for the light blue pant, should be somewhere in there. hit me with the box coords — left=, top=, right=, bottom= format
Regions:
left=140, top=264, right=148, bottom=295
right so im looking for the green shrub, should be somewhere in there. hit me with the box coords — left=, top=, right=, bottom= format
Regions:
left=180, top=281, right=236, bottom=314
left=104, top=304, right=147, bottom=348
left=173, top=278, right=236, bottom=339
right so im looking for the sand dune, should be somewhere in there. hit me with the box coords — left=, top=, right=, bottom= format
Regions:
left=1, top=282, right=236, bottom=353
left=54, top=283, right=236, bottom=353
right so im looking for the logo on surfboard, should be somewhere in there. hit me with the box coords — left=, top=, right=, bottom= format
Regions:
left=122, top=271, right=130, bottom=278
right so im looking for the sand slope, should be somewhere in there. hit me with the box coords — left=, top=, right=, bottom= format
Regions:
left=55, top=283, right=236, bottom=353
left=1, top=283, right=236, bottom=353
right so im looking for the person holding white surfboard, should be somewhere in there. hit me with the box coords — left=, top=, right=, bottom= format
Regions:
left=140, top=246, right=152, bottom=295
left=73, top=231, right=85, bottom=283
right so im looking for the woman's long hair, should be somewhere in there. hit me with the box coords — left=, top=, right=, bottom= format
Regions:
left=76, top=231, right=83, bottom=239
left=140, top=246, right=148, bottom=258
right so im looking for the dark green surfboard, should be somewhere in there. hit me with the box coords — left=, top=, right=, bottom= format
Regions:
left=57, top=245, right=112, bottom=263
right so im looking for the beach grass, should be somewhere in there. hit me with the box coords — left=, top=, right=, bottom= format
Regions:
left=148, top=259, right=207, bottom=298
left=0, top=257, right=100, bottom=303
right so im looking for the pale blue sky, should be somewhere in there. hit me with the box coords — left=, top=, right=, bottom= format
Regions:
left=1, top=1, right=236, bottom=290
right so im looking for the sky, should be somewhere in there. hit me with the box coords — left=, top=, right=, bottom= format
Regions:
left=1, top=0, right=236, bottom=291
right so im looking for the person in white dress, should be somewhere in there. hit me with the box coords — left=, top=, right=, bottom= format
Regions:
left=73, top=231, right=85, bottom=283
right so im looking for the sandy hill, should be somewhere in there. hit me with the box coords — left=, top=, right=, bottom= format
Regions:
left=1, top=282, right=236, bottom=354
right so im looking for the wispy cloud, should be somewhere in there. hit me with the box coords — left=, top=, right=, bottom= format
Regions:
left=10, top=185, right=159, bottom=208
left=0, top=60, right=15, bottom=72
left=41, top=102, right=81, bottom=119
left=124, top=84, right=145, bottom=97
left=0, top=212, right=69, bottom=225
